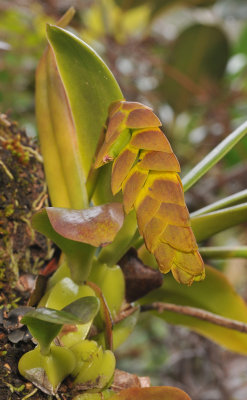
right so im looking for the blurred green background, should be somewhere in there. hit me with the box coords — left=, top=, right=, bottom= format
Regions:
left=1, top=1, right=247, bottom=398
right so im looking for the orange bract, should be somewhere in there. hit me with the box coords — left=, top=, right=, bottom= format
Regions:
left=94, top=100, right=205, bottom=284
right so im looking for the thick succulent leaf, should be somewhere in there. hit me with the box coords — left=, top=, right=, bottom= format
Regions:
left=36, top=24, right=87, bottom=209
left=45, top=203, right=124, bottom=247
left=191, top=203, right=247, bottom=243
left=32, top=204, right=124, bottom=282
left=98, top=210, right=138, bottom=266
left=139, top=265, right=247, bottom=354
left=21, top=297, right=99, bottom=352
left=32, top=208, right=95, bottom=284
left=46, top=25, right=123, bottom=180
left=22, top=298, right=99, bottom=326
left=62, top=297, right=100, bottom=323
left=162, top=24, right=229, bottom=113
left=110, top=386, right=191, bottom=400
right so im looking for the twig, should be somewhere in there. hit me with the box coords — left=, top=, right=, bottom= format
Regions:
left=21, top=388, right=38, bottom=400
left=0, top=160, right=14, bottom=180
left=141, top=302, right=247, bottom=334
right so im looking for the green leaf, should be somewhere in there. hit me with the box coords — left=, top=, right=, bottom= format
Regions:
left=110, top=386, right=191, bottom=400
left=182, top=121, right=247, bottom=192
left=191, top=189, right=247, bottom=217
left=162, top=23, right=229, bottom=113
left=62, top=296, right=100, bottom=323
left=56, top=7, right=75, bottom=28
left=139, top=265, right=247, bottom=354
left=21, top=296, right=99, bottom=355
left=36, top=24, right=88, bottom=209
left=98, top=210, right=138, bottom=266
left=191, top=202, right=247, bottom=242
left=46, top=25, right=123, bottom=180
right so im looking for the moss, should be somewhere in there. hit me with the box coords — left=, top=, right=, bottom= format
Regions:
left=0, top=114, right=53, bottom=306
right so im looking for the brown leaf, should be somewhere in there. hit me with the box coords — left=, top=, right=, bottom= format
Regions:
left=148, top=174, right=184, bottom=205
left=46, top=203, right=124, bottom=247
left=119, top=249, right=163, bottom=302
left=112, top=147, right=138, bottom=195
left=156, top=203, right=190, bottom=226
left=110, top=386, right=191, bottom=400
left=130, top=128, right=172, bottom=152
left=122, top=168, right=148, bottom=213
left=126, top=108, right=161, bottom=128
left=105, top=110, right=125, bottom=142
left=161, top=225, right=197, bottom=253
left=28, top=275, right=48, bottom=307
left=138, top=151, right=180, bottom=172
left=16, top=274, right=36, bottom=293
left=112, top=369, right=150, bottom=392
left=135, top=195, right=160, bottom=235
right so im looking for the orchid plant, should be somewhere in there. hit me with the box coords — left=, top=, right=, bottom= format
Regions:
left=18, top=8, right=247, bottom=400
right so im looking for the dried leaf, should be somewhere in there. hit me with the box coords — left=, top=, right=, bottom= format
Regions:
left=119, top=248, right=163, bottom=302
left=110, top=386, right=191, bottom=400
left=112, top=369, right=150, bottom=391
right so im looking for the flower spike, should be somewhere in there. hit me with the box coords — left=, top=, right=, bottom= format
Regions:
left=95, top=100, right=205, bottom=285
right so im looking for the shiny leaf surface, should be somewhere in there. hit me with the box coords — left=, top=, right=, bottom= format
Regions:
left=45, top=203, right=124, bottom=247
left=21, top=297, right=99, bottom=354
left=46, top=25, right=123, bottom=179
left=32, top=209, right=95, bottom=284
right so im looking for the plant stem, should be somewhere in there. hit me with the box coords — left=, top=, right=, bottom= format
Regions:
left=141, top=302, right=247, bottom=334
left=191, top=189, right=247, bottom=217
left=98, top=210, right=137, bottom=266
left=86, top=281, right=113, bottom=351
left=199, top=246, right=247, bottom=259
left=182, top=120, right=247, bottom=192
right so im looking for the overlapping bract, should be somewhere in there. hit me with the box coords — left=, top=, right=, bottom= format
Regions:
left=95, top=101, right=205, bottom=284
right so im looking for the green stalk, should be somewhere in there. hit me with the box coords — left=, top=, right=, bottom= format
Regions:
left=98, top=211, right=137, bottom=266
left=191, top=202, right=247, bottom=243
left=182, top=121, right=247, bottom=192
left=199, top=246, right=247, bottom=259
left=191, top=189, right=247, bottom=218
